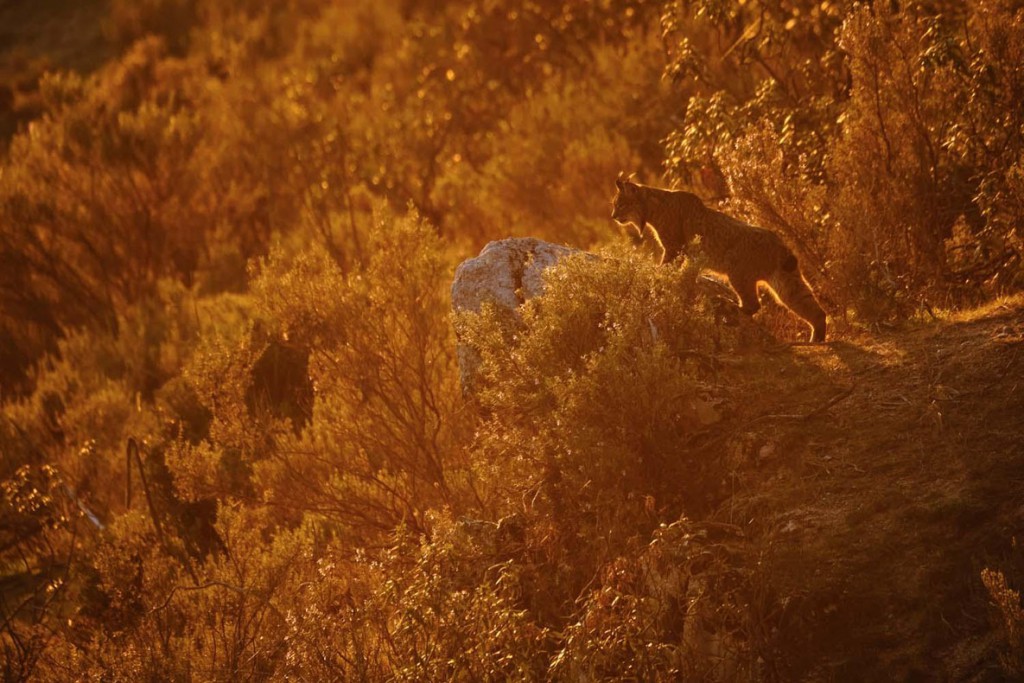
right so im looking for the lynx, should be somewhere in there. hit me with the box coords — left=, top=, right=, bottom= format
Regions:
left=611, top=173, right=827, bottom=342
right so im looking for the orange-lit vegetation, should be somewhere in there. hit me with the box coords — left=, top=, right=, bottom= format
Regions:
left=2, top=1, right=1024, bottom=679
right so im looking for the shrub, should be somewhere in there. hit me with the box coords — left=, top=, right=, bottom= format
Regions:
left=281, top=511, right=552, bottom=681
left=179, top=208, right=473, bottom=541
left=436, top=31, right=678, bottom=247
left=458, top=248, right=733, bottom=625
left=982, top=567, right=1024, bottom=676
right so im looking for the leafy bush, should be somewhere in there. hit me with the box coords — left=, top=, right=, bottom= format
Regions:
left=982, top=567, right=1024, bottom=676
left=286, top=513, right=551, bottom=681
left=178, top=208, right=472, bottom=542
left=457, top=249, right=733, bottom=624
left=437, top=30, right=679, bottom=246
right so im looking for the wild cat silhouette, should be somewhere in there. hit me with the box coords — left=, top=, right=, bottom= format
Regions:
left=612, top=173, right=827, bottom=342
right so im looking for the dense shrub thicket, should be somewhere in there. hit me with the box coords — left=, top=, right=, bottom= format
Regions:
left=2, top=0, right=1023, bottom=679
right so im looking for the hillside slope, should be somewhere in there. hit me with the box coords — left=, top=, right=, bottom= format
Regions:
left=724, top=297, right=1024, bottom=680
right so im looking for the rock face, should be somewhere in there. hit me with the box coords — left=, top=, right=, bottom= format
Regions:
left=450, top=237, right=579, bottom=391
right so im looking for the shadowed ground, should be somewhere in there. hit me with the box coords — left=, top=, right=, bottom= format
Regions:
left=717, top=296, right=1024, bottom=680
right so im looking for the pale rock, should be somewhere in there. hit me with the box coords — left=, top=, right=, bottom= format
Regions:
left=450, top=237, right=579, bottom=391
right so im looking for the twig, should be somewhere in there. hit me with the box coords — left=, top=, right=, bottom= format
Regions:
left=767, top=340, right=837, bottom=352
left=126, top=438, right=200, bottom=585
left=740, top=384, right=857, bottom=428
left=149, top=580, right=245, bottom=614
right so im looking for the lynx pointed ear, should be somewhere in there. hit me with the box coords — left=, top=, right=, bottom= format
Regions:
left=615, top=171, right=625, bottom=189
left=627, top=172, right=637, bottom=183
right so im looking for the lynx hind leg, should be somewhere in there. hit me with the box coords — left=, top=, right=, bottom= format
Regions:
left=768, top=269, right=827, bottom=342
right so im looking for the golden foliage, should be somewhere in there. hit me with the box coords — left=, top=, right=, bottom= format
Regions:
left=2, top=0, right=1023, bottom=679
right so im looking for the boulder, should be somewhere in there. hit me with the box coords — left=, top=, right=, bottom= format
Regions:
left=450, top=237, right=580, bottom=391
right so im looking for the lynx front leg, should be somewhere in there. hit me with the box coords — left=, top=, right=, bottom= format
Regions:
left=730, top=277, right=761, bottom=317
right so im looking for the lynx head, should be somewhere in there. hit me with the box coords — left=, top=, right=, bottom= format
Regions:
left=611, top=172, right=645, bottom=239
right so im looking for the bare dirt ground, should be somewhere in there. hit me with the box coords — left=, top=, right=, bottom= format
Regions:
left=719, top=296, right=1024, bottom=680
